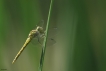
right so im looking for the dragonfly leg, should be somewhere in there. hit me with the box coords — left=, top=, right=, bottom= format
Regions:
left=41, top=31, right=46, bottom=38
left=37, top=36, right=42, bottom=45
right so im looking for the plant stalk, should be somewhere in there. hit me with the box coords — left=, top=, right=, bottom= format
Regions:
left=39, top=0, right=53, bottom=71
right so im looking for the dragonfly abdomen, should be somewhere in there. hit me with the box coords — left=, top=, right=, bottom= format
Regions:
left=12, top=37, right=32, bottom=64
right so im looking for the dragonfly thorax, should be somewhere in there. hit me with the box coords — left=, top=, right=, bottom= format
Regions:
left=28, top=26, right=44, bottom=39
left=28, top=30, right=38, bottom=38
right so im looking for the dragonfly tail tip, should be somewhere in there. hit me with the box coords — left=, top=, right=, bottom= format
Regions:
left=12, top=61, right=14, bottom=64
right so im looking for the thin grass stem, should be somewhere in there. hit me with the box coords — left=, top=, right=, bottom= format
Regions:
left=38, top=0, right=53, bottom=71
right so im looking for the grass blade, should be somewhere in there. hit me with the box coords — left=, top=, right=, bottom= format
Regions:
left=39, top=0, right=53, bottom=71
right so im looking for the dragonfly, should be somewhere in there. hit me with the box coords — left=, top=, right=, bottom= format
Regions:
left=12, top=20, right=45, bottom=64
left=12, top=20, right=57, bottom=64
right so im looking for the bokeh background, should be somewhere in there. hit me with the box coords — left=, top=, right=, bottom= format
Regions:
left=0, top=0, right=106, bottom=71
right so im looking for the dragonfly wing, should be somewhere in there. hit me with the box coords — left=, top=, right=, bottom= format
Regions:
left=32, top=20, right=57, bottom=46
left=46, top=37, right=56, bottom=46
left=47, top=26, right=57, bottom=46
left=31, top=36, right=44, bottom=46
left=32, top=27, right=57, bottom=46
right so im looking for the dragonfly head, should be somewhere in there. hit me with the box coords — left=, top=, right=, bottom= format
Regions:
left=37, top=26, right=44, bottom=34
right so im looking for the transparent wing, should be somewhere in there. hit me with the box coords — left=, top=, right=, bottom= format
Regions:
left=46, top=27, right=57, bottom=46
left=31, top=28, right=57, bottom=46
left=46, top=21, right=57, bottom=46
left=31, top=20, right=57, bottom=46
left=31, top=36, right=44, bottom=46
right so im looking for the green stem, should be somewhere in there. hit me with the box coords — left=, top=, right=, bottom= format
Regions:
left=39, top=0, right=53, bottom=71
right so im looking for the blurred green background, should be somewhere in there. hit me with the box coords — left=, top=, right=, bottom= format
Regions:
left=0, top=0, right=106, bottom=71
